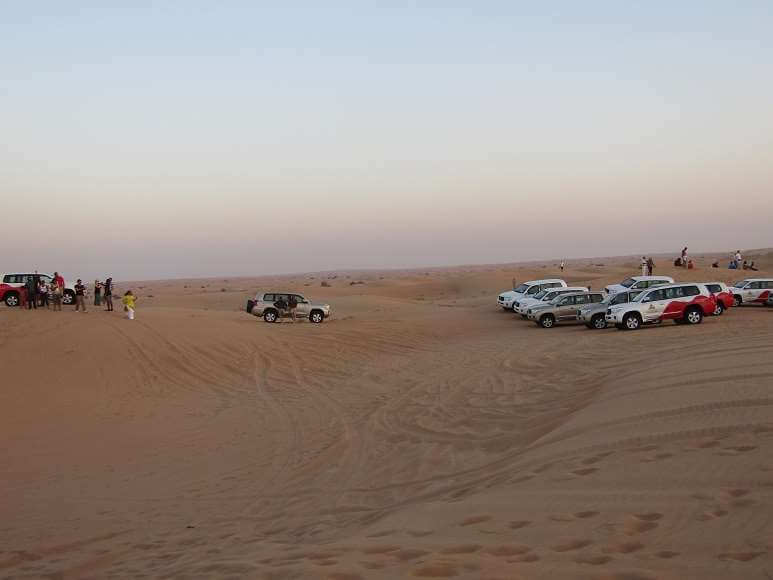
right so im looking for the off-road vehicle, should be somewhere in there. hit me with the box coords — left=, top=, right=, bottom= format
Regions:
left=246, top=292, right=331, bottom=323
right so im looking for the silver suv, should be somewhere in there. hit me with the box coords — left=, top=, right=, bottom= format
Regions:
left=527, top=291, right=605, bottom=328
left=246, top=292, right=331, bottom=323
left=579, top=289, right=644, bottom=329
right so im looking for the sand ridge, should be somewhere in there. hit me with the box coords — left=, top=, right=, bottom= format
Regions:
left=1, top=251, right=772, bottom=579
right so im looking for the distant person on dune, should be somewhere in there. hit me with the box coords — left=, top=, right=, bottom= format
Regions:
left=640, top=256, right=647, bottom=276
left=560, top=260, right=565, bottom=272
left=122, top=290, right=136, bottom=320
left=749, top=261, right=759, bottom=271
left=104, top=278, right=114, bottom=311
left=681, top=247, right=688, bottom=267
left=742, top=260, right=749, bottom=270
left=734, top=250, right=742, bottom=268
left=712, top=260, right=719, bottom=268
left=647, top=257, right=655, bottom=275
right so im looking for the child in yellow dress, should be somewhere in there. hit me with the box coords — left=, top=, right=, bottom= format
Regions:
left=122, top=290, right=137, bottom=320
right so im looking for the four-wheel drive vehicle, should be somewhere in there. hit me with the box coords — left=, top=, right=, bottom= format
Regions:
left=604, top=276, right=674, bottom=295
left=246, top=292, right=330, bottom=323
left=527, top=291, right=605, bottom=328
left=514, top=286, right=589, bottom=316
left=605, top=283, right=716, bottom=330
left=729, top=278, right=773, bottom=306
left=0, top=273, right=75, bottom=307
left=703, top=282, right=733, bottom=315
left=497, top=279, right=566, bottom=310
left=579, top=289, right=644, bottom=329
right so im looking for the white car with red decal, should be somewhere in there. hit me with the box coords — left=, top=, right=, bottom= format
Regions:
left=605, top=283, right=716, bottom=330
left=729, top=278, right=773, bottom=306
left=703, top=282, right=734, bottom=315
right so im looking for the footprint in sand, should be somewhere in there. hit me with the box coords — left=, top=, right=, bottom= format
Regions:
left=605, top=541, right=644, bottom=554
left=361, top=545, right=401, bottom=555
left=392, top=549, right=431, bottom=561
left=696, top=508, right=728, bottom=521
left=367, top=529, right=398, bottom=538
left=484, top=544, right=531, bottom=557
left=507, top=552, right=540, bottom=563
left=574, top=511, right=600, bottom=519
left=574, top=553, right=612, bottom=565
left=717, top=551, right=764, bottom=562
left=717, top=444, right=758, bottom=456
left=624, top=513, right=662, bottom=535
left=508, top=520, right=532, bottom=530
left=571, top=467, right=599, bottom=476
left=551, top=539, right=593, bottom=552
left=458, top=515, right=492, bottom=527
left=439, top=544, right=481, bottom=554
left=412, top=562, right=458, bottom=577
left=407, top=529, right=435, bottom=538
left=654, top=550, right=680, bottom=559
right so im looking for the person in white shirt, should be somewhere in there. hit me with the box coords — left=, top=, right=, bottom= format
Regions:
left=640, top=256, right=647, bottom=276
left=734, top=250, right=742, bottom=268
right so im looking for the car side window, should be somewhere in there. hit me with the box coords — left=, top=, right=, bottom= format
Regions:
left=574, top=295, right=589, bottom=304
left=294, top=295, right=306, bottom=303
left=263, top=293, right=275, bottom=301
left=557, top=297, right=571, bottom=306
left=748, top=282, right=761, bottom=289
left=682, top=285, right=699, bottom=297
left=766, top=281, right=773, bottom=289
left=644, top=289, right=665, bottom=302
left=526, top=286, right=540, bottom=295
left=2, top=275, right=11, bottom=283
left=706, top=284, right=720, bottom=293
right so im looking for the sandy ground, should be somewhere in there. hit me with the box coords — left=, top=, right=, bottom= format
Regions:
left=2, top=250, right=773, bottom=579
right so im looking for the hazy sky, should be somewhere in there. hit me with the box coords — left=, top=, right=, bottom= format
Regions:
left=2, top=1, right=772, bottom=281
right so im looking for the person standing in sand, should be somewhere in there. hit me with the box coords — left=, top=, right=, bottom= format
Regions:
left=640, top=256, right=647, bottom=276
left=122, top=290, right=136, bottom=320
left=734, top=250, right=742, bottom=268
left=25, top=276, right=37, bottom=310
left=93, top=279, right=102, bottom=307
left=51, top=281, right=62, bottom=311
left=287, top=294, right=298, bottom=323
left=38, top=279, right=49, bottom=309
left=274, top=295, right=288, bottom=322
left=560, top=260, right=565, bottom=272
left=104, top=278, right=114, bottom=311
left=647, top=257, right=655, bottom=276
left=74, top=279, right=87, bottom=312
left=680, top=247, right=688, bottom=267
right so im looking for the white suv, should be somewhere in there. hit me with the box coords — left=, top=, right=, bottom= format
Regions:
left=497, top=279, right=566, bottom=310
left=604, top=276, right=674, bottom=295
left=605, top=283, right=717, bottom=330
left=729, top=278, right=773, bottom=306
left=514, top=286, right=589, bottom=317
left=0, top=273, right=76, bottom=306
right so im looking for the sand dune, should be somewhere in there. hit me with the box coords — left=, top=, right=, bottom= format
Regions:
left=1, top=252, right=772, bottom=579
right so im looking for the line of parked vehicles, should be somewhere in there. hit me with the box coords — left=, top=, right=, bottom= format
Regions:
left=497, top=276, right=773, bottom=330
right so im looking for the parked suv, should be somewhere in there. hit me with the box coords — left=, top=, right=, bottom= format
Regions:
left=729, top=278, right=773, bottom=306
left=497, top=279, right=566, bottom=310
left=579, top=289, right=644, bottom=329
left=604, top=276, right=674, bottom=295
left=0, top=273, right=75, bottom=307
left=246, top=292, right=331, bottom=323
left=527, top=291, right=605, bottom=328
left=703, top=282, right=733, bottom=315
left=605, top=283, right=716, bottom=330
left=514, top=286, right=589, bottom=317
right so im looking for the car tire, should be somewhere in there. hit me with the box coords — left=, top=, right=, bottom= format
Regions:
left=4, top=293, right=20, bottom=307
left=263, top=309, right=278, bottom=323
left=309, top=310, right=324, bottom=324
left=539, top=314, right=555, bottom=328
left=684, top=307, right=703, bottom=325
left=591, top=314, right=607, bottom=329
left=622, top=313, right=641, bottom=330
left=62, top=290, right=75, bottom=305
left=733, top=295, right=742, bottom=307
left=713, top=301, right=724, bottom=316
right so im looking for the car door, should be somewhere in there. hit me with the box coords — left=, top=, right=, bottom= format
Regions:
left=757, top=281, right=773, bottom=302
left=639, top=288, right=667, bottom=322
left=660, top=286, right=694, bottom=319
left=566, top=294, right=589, bottom=320
left=553, top=295, right=574, bottom=321
left=743, top=281, right=762, bottom=302
left=293, top=295, right=310, bottom=318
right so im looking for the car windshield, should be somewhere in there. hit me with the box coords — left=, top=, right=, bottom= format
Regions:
left=533, top=290, right=549, bottom=299
left=542, top=292, right=560, bottom=301
left=620, top=278, right=636, bottom=288
left=513, top=284, right=529, bottom=293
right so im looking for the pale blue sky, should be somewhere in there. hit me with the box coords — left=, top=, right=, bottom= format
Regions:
left=2, top=1, right=772, bottom=280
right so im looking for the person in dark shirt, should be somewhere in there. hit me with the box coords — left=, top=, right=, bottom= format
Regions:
left=104, top=278, right=114, bottom=311
left=287, top=294, right=298, bottom=323
left=274, top=295, right=288, bottom=321
left=25, top=276, right=37, bottom=310
left=74, top=279, right=87, bottom=312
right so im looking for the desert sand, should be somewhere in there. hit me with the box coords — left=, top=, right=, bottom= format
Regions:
left=2, top=250, right=773, bottom=579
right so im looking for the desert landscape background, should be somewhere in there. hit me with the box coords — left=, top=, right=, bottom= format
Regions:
left=2, top=249, right=773, bottom=580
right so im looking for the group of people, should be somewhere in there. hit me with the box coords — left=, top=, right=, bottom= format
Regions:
left=17, top=273, right=137, bottom=320
left=18, top=272, right=67, bottom=311
left=673, top=246, right=693, bottom=269
left=272, top=294, right=299, bottom=322
left=639, top=256, right=656, bottom=276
